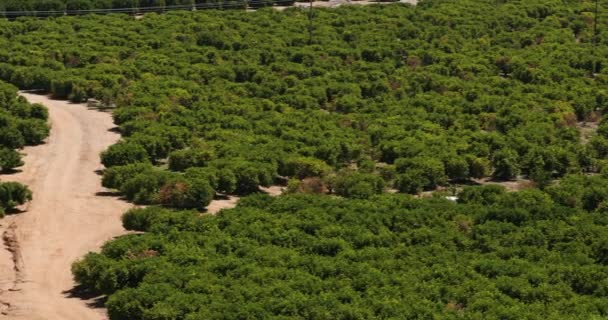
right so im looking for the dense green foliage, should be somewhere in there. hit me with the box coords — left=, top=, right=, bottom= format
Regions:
left=73, top=185, right=608, bottom=319
left=0, top=81, right=49, bottom=154
left=2, top=0, right=608, bottom=318
left=1, top=0, right=607, bottom=203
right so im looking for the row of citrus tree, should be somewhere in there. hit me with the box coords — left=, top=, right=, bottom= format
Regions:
left=0, top=81, right=49, bottom=216
left=1, top=0, right=608, bottom=318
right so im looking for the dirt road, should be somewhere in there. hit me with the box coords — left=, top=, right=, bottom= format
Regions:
left=0, top=93, right=131, bottom=320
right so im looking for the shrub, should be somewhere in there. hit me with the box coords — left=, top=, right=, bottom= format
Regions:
left=394, top=170, right=428, bottom=194
left=0, top=125, right=25, bottom=149
left=216, top=168, right=237, bottom=194
left=210, top=160, right=276, bottom=194
left=0, top=148, right=23, bottom=172
left=101, top=142, right=150, bottom=168
left=468, top=156, right=492, bottom=179
left=184, top=167, right=219, bottom=189
left=493, top=148, right=521, bottom=180
left=29, top=103, right=48, bottom=120
left=331, top=171, right=384, bottom=199
left=17, top=119, right=49, bottom=145
left=0, top=182, right=32, bottom=213
left=458, top=185, right=506, bottom=205
left=120, top=171, right=174, bottom=204
left=102, top=163, right=155, bottom=189
left=280, top=157, right=332, bottom=179
left=122, top=207, right=168, bottom=232
left=286, top=177, right=327, bottom=194
left=445, top=156, right=470, bottom=181
left=51, top=79, right=74, bottom=99
left=71, top=253, right=124, bottom=294
left=168, top=148, right=215, bottom=172
left=157, top=177, right=214, bottom=209
left=395, top=157, right=447, bottom=191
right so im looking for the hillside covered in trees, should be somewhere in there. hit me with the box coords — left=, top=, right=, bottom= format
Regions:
left=0, top=82, right=48, bottom=215
left=1, top=0, right=608, bottom=318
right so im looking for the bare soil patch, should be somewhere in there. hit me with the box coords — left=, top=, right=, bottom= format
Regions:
left=206, top=186, right=285, bottom=214
left=473, top=177, right=535, bottom=192
left=577, top=120, right=599, bottom=145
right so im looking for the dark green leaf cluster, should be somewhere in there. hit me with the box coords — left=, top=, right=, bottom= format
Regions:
left=2, top=1, right=608, bottom=317
left=73, top=185, right=608, bottom=319
left=0, top=81, right=49, bottom=153
left=0, top=1, right=605, bottom=196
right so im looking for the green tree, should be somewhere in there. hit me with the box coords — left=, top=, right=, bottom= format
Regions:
left=0, top=148, right=23, bottom=172
left=101, top=142, right=150, bottom=168
left=157, top=177, right=214, bottom=209
left=168, top=148, right=215, bottom=172
left=395, top=157, right=447, bottom=191
left=17, top=119, right=49, bottom=145
left=492, top=148, right=520, bottom=180
left=445, top=156, right=470, bottom=181
left=331, top=171, right=384, bottom=199
left=468, top=156, right=491, bottom=179
left=458, top=185, right=506, bottom=205
left=0, top=182, right=32, bottom=214
left=280, top=156, right=332, bottom=179
left=102, top=163, right=155, bottom=190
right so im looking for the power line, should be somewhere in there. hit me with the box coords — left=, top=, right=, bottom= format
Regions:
left=592, top=0, right=599, bottom=76
left=0, top=0, right=297, bottom=17
left=307, top=0, right=314, bottom=44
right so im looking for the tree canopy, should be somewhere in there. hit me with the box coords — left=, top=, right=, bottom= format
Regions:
left=1, top=0, right=608, bottom=318
left=74, top=188, right=608, bottom=319
left=0, top=0, right=604, bottom=201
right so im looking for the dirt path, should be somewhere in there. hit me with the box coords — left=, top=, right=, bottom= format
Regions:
left=206, top=186, right=285, bottom=214
left=0, top=93, right=131, bottom=320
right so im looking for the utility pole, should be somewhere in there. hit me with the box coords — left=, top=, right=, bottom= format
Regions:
left=593, top=0, right=599, bottom=76
left=308, top=0, right=314, bottom=45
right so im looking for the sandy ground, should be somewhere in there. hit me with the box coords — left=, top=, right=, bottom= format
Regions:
left=207, top=195, right=241, bottom=214
left=0, top=93, right=131, bottom=320
left=206, top=185, right=285, bottom=214
left=474, top=177, right=535, bottom=192
left=577, top=121, right=599, bottom=145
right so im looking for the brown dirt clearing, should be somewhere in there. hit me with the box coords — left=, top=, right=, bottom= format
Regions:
left=0, top=93, right=131, bottom=320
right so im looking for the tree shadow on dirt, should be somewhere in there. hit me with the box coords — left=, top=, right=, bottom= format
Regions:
left=4, top=208, right=27, bottom=215
left=95, top=191, right=128, bottom=202
left=0, top=168, right=23, bottom=175
left=63, top=285, right=107, bottom=309
left=95, top=191, right=122, bottom=197
left=108, top=127, right=121, bottom=134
